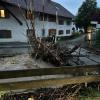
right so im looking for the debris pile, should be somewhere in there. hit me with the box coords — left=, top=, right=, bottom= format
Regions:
left=30, top=38, right=81, bottom=66
left=0, top=54, right=38, bottom=70
left=26, top=16, right=82, bottom=66
left=2, top=82, right=100, bottom=100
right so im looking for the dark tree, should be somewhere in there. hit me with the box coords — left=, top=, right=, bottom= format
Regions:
left=75, top=0, right=97, bottom=33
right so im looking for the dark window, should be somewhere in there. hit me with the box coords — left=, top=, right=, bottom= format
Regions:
left=39, top=13, right=47, bottom=21
left=91, top=24, right=96, bottom=28
left=0, top=9, right=9, bottom=18
left=59, top=20, right=64, bottom=25
left=42, top=29, right=45, bottom=37
left=59, top=30, right=63, bottom=35
left=66, top=30, right=70, bottom=34
left=66, top=19, right=71, bottom=25
left=27, top=29, right=34, bottom=37
left=48, top=15, right=56, bottom=22
left=26, top=10, right=33, bottom=20
left=0, top=30, right=11, bottom=38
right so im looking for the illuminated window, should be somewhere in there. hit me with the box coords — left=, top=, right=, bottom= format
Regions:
left=0, top=9, right=9, bottom=18
left=26, top=10, right=33, bottom=20
left=0, top=10, right=5, bottom=18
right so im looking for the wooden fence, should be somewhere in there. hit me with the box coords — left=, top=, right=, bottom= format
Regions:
left=0, top=65, right=100, bottom=91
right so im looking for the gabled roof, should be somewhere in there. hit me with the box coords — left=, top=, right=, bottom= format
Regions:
left=1, top=0, right=74, bottom=19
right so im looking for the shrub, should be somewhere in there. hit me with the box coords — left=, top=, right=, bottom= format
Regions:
left=96, top=29, right=100, bottom=43
left=95, top=29, right=100, bottom=48
left=72, top=32, right=80, bottom=38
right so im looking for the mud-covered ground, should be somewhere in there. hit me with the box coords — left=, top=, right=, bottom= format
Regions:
left=0, top=54, right=54, bottom=71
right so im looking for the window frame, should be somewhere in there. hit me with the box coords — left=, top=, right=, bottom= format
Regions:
left=39, top=13, right=47, bottom=21
left=66, top=19, right=72, bottom=25
left=26, top=10, right=33, bottom=20
left=0, top=30, right=12, bottom=39
left=58, top=30, right=64, bottom=35
left=42, top=29, right=45, bottom=37
left=48, top=29, right=56, bottom=36
left=27, top=29, right=34, bottom=37
left=58, top=20, right=64, bottom=25
left=66, top=30, right=70, bottom=34
left=48, top=15, right=56, bottom=22
left=0, top=8, right=9, bottom=18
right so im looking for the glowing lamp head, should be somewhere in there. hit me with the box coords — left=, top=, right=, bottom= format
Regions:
left=28, top=97, right=34, bottom=100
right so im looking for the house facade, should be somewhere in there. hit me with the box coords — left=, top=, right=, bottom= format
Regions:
left=91, top=8, right=100, bottom=30
left=0, top=0, right=74, bottom=43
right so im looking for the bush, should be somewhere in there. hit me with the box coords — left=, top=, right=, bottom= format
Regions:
left=95, top=29, right=100, bottom=48
left=72, top=32, right=80, bottom=38
left=96, top=29, right=100, bottom=43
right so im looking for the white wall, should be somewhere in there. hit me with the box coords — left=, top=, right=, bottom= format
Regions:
left=0, top=6, right=29, bottom=42
left=97, top=24, right=100, bottom=29
left=35, top=17, right=73, bottom=37
left=0, top=6, right=73, bottom=43
left=91, top=21, right=100, bottom=29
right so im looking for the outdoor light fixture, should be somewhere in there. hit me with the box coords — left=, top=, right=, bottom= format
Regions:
left=87, top=28, right=92, bottom=40
left=87, top=27, right=92, bottom=47
left=88, top=33, right=91, bottom=40
left=55, top=6, right=59, bottom=42
left=28, top=97, right=34, bottom=100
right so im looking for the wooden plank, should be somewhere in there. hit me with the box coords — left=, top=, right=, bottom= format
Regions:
left=0, top=75, right=100, bottom=91
left=0, top=65, right=100, bottom=79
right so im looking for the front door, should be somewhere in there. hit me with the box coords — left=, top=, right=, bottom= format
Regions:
left=48, top=29, right=56, bottom=37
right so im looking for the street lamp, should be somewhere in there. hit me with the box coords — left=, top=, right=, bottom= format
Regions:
left=87, top=27, right=92, bottom=47
left=28, top=95, right=35, bottom=100
left=55, top=6, right=59, bottom=43
left=42, top=0, right=45, bottom=37
left=28, top=98, right=34, bottom=100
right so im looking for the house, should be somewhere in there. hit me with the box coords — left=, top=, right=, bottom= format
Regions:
left=0, top=0, right=74, bottom=44
left=91, top=8, right=100, bottom=30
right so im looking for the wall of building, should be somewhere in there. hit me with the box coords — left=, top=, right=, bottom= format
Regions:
left=91, top=21, right=100, bottom=29
left=97, top=24, right=100, bottom=29
left=0, top=6, right=29, bottom=43
left=0, top=6, right=73, bottom=43
left=35, top=16, right=73, bottom=37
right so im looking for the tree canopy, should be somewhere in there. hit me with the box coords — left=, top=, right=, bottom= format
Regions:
left=75, top=0, right=97, bottom=33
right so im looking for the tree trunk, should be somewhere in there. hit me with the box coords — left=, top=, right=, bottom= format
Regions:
left=84, top=26, right=88, bottom=34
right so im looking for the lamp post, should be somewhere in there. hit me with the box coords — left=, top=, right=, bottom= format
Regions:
left=42, top=0, right=45, bottom=37
left=28, top=97, right=34, bottom=100
left=55, top=6, right=59, bottom=43
left=28, top=95, right=35, bottom=100
left=87, top=27, right=92, bottom=47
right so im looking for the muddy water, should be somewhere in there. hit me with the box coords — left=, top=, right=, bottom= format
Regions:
left=0, top=47, right=29, bottom=55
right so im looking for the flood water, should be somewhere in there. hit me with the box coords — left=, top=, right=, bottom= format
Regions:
left=0, top=47, right=29, bottom=55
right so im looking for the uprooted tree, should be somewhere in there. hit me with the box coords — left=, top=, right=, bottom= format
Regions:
left=75, top=0, right=97, bottom=33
